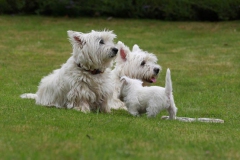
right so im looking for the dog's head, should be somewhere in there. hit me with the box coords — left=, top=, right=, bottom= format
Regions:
left=116, top=41, right=161, bottom=84
left=119, top=76, right=143, bottom=98
left=68, top=30, right=118, bottom=72
left=120, top=76, right=143, bottom=86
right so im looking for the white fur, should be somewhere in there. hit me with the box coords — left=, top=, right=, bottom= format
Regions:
left=120, top=69, right=177, bottom=118
left=111, top=41, right=162, bottom=110
left=162, top=116, right=224, bottom=123
left=21, top=30, right=121, bottom=113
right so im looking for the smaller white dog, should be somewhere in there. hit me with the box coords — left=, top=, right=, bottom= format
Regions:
left=120, top=68, right=177, bottom=118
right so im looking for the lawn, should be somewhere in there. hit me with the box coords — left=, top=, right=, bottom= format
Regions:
left=0, top=15, right=240, bottom=160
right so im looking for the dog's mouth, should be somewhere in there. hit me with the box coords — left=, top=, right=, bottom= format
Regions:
left=110, top=54, right=116, bottom=58
left=146, top=76, right=157, bottom=83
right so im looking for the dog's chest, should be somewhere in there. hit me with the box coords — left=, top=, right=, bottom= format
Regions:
left=77, top=71, right=112, bottom=96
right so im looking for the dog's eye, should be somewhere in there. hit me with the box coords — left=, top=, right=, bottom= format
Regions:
left=141, top=61, right=146, bottom=66
left=99, top=39, right=104, bottom=44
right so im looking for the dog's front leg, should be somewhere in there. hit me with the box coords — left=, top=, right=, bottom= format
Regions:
left=146, top=107, right=158, bottom=118
left=100, top=98, right=111, bottom=113
left=73, top=100, right=91, bottom=113
left=67, top=87, right=93, bottom=113
left=127, top=105, right=140, bottom=117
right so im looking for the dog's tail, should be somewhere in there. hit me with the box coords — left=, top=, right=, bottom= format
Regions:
left=20, top=93, right=37, bottom=99
left=165, top=68, right=172, bottom=96
left=165, top=68, right=177, bottom=119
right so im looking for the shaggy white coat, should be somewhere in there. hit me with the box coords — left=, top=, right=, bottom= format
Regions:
left=120, top=69, right=177, bottom=118
left=111, top=41, right=161, bottom=110
left=21, top=30, right=121, bottom=113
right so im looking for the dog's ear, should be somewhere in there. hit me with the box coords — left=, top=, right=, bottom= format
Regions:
left=132, top=44, right=141, bottom=52
left=119, top=76, right=128, bottom=97
left=117, top=41, right=130, bottom=61
left=67, top=30, right=85, bottom=47
left=120, top=76, right=128, bottom=85
left=120, top=48, right=127, bottom=61
left=67, top=30, right=77, bottom=39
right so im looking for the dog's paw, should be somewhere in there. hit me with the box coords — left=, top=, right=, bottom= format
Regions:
left=161, top=115, right=170, bottom=119
left=73, top=106, right=91, bottom=113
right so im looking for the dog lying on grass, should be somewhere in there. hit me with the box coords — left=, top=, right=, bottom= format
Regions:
left=21, top=30, right=123, bottom=113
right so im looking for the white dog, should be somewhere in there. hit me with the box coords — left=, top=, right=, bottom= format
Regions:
left=111, top=41, right=162, bottom=110
left=21, top=30, right=120, bottom=113
left=120, top=68, right=177, bottom=118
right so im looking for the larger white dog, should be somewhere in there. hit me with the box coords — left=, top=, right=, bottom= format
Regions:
left=21, top=30, right=120, bottom=113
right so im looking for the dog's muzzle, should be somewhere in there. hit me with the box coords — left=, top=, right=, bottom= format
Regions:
left=112, top=48, right=118, bottom=54
left=110, top=48, right=118, bottom=57
left=154, top=68, right=160, bottom=75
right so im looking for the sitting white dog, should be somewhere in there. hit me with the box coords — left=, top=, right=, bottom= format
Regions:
left=120, top=69, right=177, bottom=118
left=21, top=30, right=120, bottom=113
left=111, top=41, right=161, bottom=110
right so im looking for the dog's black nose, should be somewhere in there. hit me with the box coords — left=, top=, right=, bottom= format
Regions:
left=112, top=48, right=118, bottom=54
left=154, top=68, right=160, bottom=74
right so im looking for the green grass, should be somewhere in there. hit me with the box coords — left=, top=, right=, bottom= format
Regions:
left=0, top=15, right=240, bottom=160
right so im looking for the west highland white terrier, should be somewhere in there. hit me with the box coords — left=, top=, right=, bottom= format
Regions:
left=120, top=68, right=177, bottom=118
left=111, top=41, right=162, bottom=110
left=21, top=30, right=121, bottom=113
